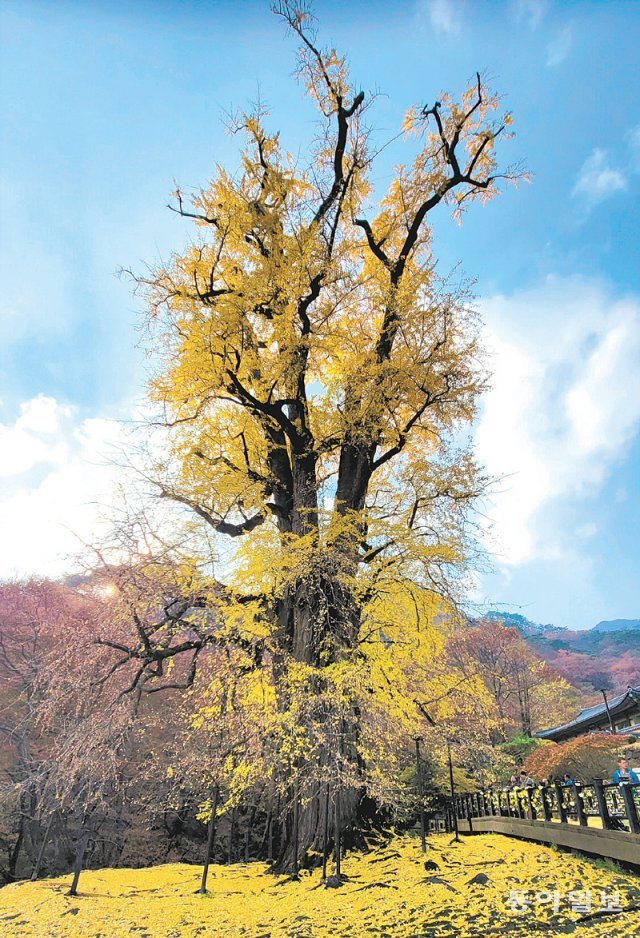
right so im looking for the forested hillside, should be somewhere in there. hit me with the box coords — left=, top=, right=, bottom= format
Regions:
left=484, top=612, right=640, bottom=698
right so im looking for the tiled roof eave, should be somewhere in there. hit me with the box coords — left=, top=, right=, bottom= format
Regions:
left=536, top=687, right=640, bottom=739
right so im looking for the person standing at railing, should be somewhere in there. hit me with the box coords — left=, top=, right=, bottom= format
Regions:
left=611, top=757, right=640, bottom=784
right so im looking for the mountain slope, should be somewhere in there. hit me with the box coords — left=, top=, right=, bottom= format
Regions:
left=483, top=612, right=640, bottom=697
left=593, top=618, right=640, bottom=633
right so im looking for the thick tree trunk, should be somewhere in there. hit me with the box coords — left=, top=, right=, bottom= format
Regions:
left=268, top=434, right=367, bottom=873
left=273, top=779, right=361, bottom=874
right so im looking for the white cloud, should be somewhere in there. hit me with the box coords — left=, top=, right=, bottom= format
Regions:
left=573, top=149, right=627, bottom=206
left=546, top=26, right=573, bottom=67
left=422, top=0, right=462, bottom=35
left=0, top=397, right=73, bottom=478
left=475, top=277, right=640, bottom=567
left=512, top=0, right=548, bottom=30
left=0, top=398, right=125, bottom=577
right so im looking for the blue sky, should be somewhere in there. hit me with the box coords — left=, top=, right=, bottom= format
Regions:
left=1, top=0, right=639, bottom=629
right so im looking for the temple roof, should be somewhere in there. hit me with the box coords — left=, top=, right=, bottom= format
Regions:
left=536, top=685, right=640, bottom=742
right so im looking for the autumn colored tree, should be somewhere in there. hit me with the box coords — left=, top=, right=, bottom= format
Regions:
left=0, top=579, right=99, bottom=883
left=37, top=647, right=138, bottom=897
left=0, top=571, right=271, bottom=885
left=524, top=733, right=634, bottom=783
left=107, top=2, right=525, bottom=872
left=0, top=573, right=176, bottom=888
left=445, top=619, right=578, bottom=740
left=0, top=579, right=52, bottom=883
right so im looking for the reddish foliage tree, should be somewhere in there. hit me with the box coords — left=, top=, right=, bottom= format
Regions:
left=523, top=733, right=633, bottom=783
left=0, top=578, right=98, bottom=883
left=445, top=619, right=578, bottom=740
left=0, top=577, right=154, bottom=888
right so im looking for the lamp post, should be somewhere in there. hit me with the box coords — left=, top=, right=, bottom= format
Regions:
left=413, top=736, right=426, bottom=853
left=600, top=688, right=615, bottom=733
left=447, top=739, right=460, bottom=843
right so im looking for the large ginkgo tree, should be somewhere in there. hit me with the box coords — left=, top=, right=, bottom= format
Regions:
left=113, top=1, right=523, bottom=873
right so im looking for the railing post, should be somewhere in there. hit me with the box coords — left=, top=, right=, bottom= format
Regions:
left=526, top=787, right=536, bottom=820
left=554, top=781, right=568, bottom=823
left=619, top=784, right=640, bottom=834
left=517, top=790, right=526, bottom=820
left=572, top=782, right=588, bottom=827
left=540, top=786, right=552, bottom=822
left=610, top=787, right=619, bottom=815
left=592, top=780, right=613, bottom=831
left=508, top=790, right=516, bottom=817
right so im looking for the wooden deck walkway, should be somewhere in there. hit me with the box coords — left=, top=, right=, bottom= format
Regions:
left=457, top=814, right=640, bottom=865
left=450, top=782, right=640, bottom=866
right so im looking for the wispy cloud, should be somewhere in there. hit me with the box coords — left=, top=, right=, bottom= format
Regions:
left=421, top=0, right=462, bottom=35
left=573, top=148, right=627, bottom=207
left=512, top=0, right=549, bottom=30
left=475, top=277, right=640, bottom=567
left=546, top=26, right=573, bottom=67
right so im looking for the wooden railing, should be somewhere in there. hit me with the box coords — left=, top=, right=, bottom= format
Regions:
left=449, top=780, right=640, bottom=835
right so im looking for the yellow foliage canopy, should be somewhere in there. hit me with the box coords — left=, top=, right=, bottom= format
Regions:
left=107, top=3, right=526, bottom=862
